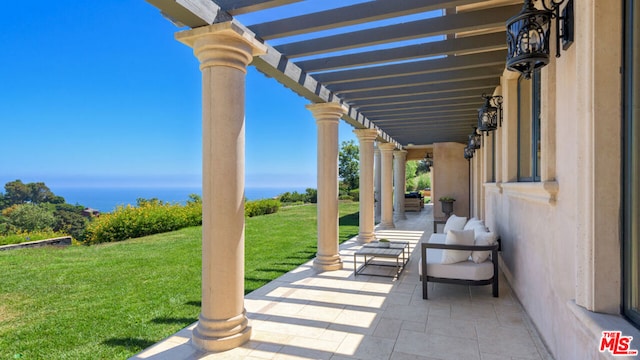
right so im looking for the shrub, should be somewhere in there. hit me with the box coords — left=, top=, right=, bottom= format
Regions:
left=416, top=172, right=431, bottom=190
left=348, top=189, right=360, bottom=202
left=83, top=200, right=202, bottom=245
left=277, top=191, right=305, bottom=203
left=339, top=195, right=353, bottom=201
left=5, top=203, right=56, bottom=232
left=53, top=208, right=88, bottom=241
left=277, top=189, right=318, bottom=204
left=245, top=199, right=280, bottom=217
left=406, top=177, right=417, bottom=191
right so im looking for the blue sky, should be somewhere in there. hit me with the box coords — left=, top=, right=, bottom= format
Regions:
left=0, top=0, right=361, bottom=190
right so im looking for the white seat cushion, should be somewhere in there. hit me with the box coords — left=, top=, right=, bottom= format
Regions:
left=419, top=234, right=494, bottom=281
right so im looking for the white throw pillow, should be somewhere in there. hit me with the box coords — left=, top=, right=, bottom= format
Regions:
left=471, top=231, right=498, bottom=264
left=441, top=229, right=475, bottom=264
left=472, top=223, right=488, bottom=238
left=463, top=218, right=481, bottom=231
left=442, top=214, right=468, bottom=234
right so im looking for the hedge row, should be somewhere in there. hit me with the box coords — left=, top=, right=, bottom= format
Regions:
left=83, top=198, right=284, bottom=244
left=83, top=202, right=202, bottom=245
left=245, top=199, right=280, bottom=217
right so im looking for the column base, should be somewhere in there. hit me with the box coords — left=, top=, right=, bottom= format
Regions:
left=191, top=312, right=252, bottom=353
left=357, top=232, right=376, bottom=244
left=313, top=254, right=343, bottom=272
left=378, top=221, right=395, bottom=230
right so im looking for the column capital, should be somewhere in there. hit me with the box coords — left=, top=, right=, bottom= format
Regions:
left=176, top=22, right=267, bottom=72
left=353, top=128, right=379, bottom=142
left=306, top=102, right=347, bottom=124
left=393, top=149, right=408, bottom=159
left=378, top=142, right=397, bottom=152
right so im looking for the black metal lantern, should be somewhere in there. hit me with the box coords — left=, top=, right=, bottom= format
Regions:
left=506, top=0, right=574, bottom=79
left=468, top=127, right=481, bottom=150
left=424, top=153, right=433, bottom=168
left=464, top=146, right=474, bottom=160
left=477, top=94, right=503, bottom=135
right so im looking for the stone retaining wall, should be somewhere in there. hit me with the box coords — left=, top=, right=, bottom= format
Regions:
left=0, top=236, right=72, bottom=251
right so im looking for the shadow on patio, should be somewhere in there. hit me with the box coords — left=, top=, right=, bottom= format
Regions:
left=131, top=206, right=551, bottom=360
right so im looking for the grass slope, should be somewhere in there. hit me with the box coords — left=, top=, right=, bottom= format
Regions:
left=0, top=202, right=359, bottom=359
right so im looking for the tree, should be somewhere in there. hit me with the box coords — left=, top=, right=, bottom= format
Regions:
left=405, top=161, right=418, bottom=180
left=305, top=188, right=318, bottom=203
left=1, top=180, right=64, bottom=208
left=416, top=159, right=431, bottom=174
left=339, top=140, right=359, bottom=190
left=3, top=180, right=30, bottom=206
left=28, top=182, right=64, bottom=204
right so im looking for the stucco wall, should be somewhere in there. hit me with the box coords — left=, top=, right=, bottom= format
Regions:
left=480, top=1, right=635, bottom=359
left=432, top=142, right=469, bottom=218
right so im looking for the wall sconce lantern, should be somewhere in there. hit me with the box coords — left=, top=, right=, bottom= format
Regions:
left=468, top=127, right=481, bottom=151
left=464, top=146, right=474, bottom=160
left=506, top=0, right=574, bottom=79
left=477, top=94, right=503, bottom=135
left=424, top=153, right=434, bottom=168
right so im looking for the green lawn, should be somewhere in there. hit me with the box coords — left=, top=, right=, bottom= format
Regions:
left=0, top=202, right=359, bottom=359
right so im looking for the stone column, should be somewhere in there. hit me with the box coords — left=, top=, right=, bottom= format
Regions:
left=393, top=150, right=408, bottom=220
left=354, top=129, right=378, bottom=243
left=374, top=145, right=382, bottom=223
left=307, top=102, right=346, bottom=272
left=378, top=143, right=396, bottom=229
left=176, top=23, right=266, bottom=353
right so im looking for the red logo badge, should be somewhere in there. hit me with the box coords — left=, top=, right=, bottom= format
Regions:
left=599, top=331, right=638, bottom=356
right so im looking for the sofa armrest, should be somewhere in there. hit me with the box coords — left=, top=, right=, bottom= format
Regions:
left=422, top=242, right=499, bottom=252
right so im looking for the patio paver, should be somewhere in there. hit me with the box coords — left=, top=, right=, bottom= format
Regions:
left=131, top=205, right=552, bottom=360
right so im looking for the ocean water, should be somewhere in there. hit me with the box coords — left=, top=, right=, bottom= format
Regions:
left=54, top=186, right=308, bottom=213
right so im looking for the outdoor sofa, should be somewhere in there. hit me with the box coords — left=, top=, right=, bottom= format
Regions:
left=419, top=215, right=500, bottom=299
left=404, top=192, right=423, bottom=212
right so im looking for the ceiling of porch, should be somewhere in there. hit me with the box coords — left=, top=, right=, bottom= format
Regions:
left=146, top=0, right=521, bottom=148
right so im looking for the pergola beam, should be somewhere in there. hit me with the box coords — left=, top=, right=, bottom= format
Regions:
left=249, top=0, right=482, bottom=40
left=362, top=98, right=481, bottom=114
left=342, top=78, right=500, bottom=102
left=215, top=0, right=302, bottom=15
left=352, top=88, right=495, bottom=108
left=297, top=32, right=507, bottom=73
left=275, top=4, right=520, bottom=58
left=329, top=65, right=505, bottom=94
left=314, top=50, right=507, bottom=85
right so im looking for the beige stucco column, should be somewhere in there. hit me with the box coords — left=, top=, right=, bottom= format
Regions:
left=393, top=150, right=408, bottom=220
left=354, top=129, right=378, bottom=243
left=176, top=23, right=266, bottom=352
left=374, top=145, right=382, bottom=223
left=378, top=143, right=396, bottom=229
left=307, top=102, right=346, bottom=272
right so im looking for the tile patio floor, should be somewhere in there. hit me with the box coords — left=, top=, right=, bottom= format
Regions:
left=131, top=205, right=552, bottom=360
